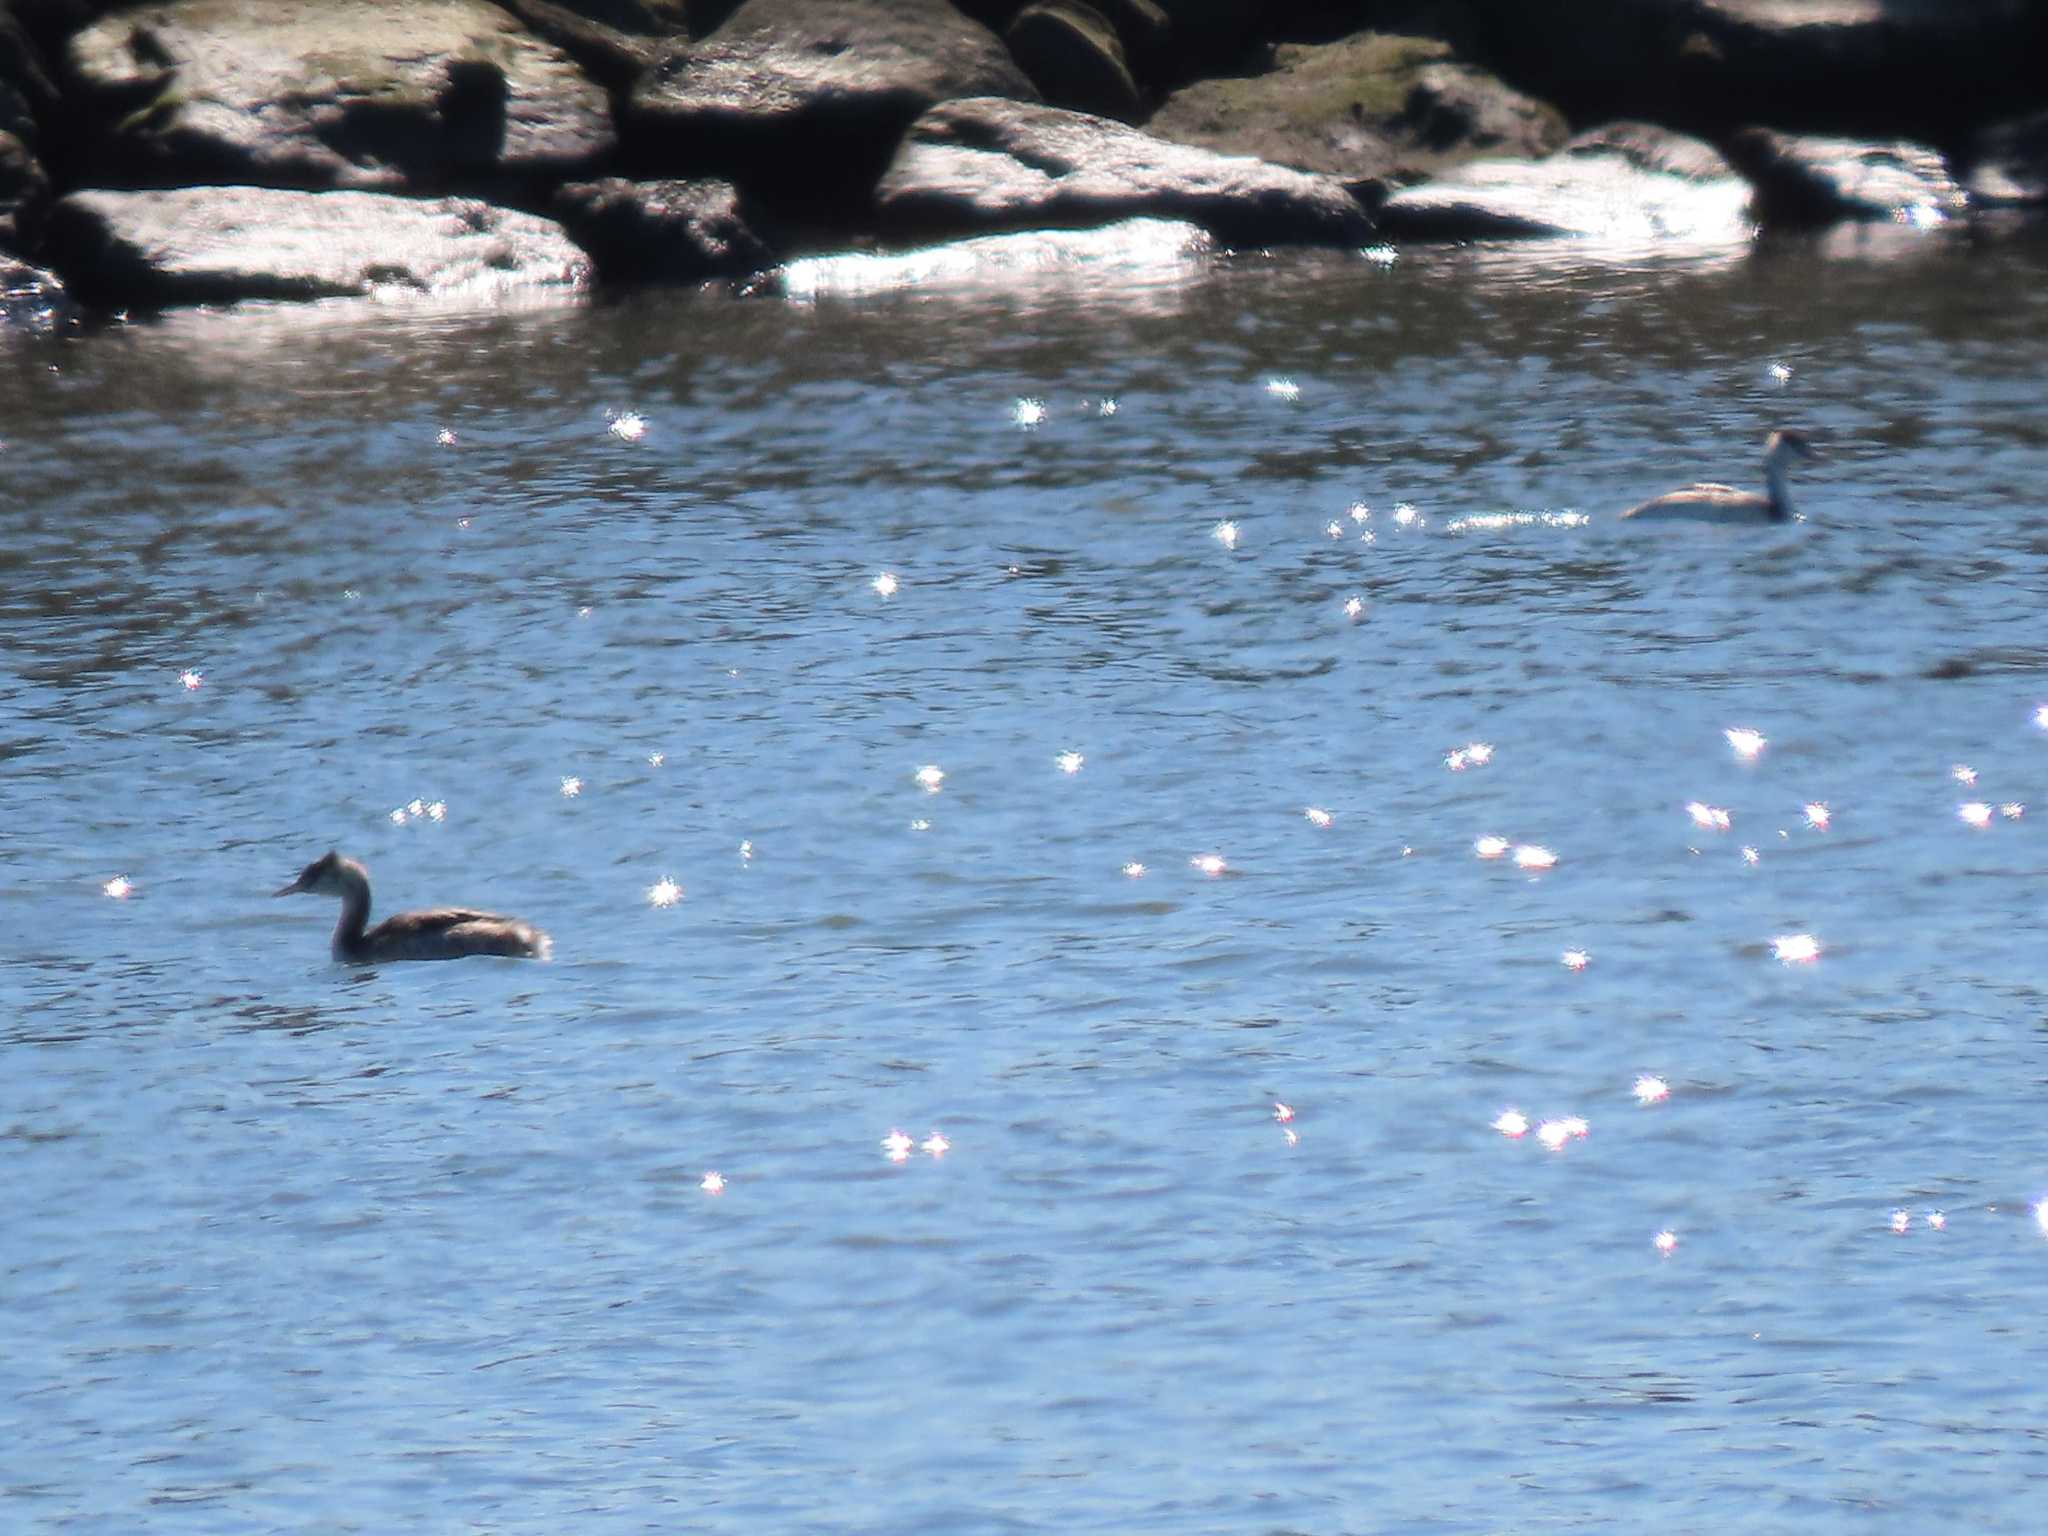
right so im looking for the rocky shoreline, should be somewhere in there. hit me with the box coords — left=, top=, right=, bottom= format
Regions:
left=4, top=0, right=2046, bottom=325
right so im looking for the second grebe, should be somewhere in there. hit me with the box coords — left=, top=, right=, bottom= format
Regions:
left=1621, top=429, right=1822, bottom=523
left=276, top=851, right=552, bottom=963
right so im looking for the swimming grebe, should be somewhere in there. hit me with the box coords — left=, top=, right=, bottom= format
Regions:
left=275, top=851, right=552, bottom=962
left=1621, top=429, right=1822, bottom=523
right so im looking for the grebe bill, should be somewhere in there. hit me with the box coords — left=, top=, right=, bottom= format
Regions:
left=1621, top=429, right=1822, bottom=523
left=276, top=851, right=552, bottom=963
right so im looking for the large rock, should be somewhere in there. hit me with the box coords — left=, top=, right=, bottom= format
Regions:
left=1006, top=1, right=1143, bottom=123
left=553, top=175, right=772, bottom=282
left=1146, top=32, right=1565, bottom=195
left=1965, top=110, right=2048, bottom=209
left=41, top=185, right=591, bottom=308
left=779, top=214, right=1210, bottom=300
left=1, top=4, right=56, bottom=253
left=1376, top=122, right=1751, bottom=245
left=1723, top=128, right=1965, bottom=229
left=64, top=0, right=616, bottom=194
left=1468, top=0, right=2048, bottom=143
left=626, top=0, right=1035, bottom=209
left=489, top=0, right=690, bottom=91
left=875, top=96, right=1372, bottom=246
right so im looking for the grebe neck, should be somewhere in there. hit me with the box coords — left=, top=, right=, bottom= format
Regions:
left=331, top=867, right=373, bottom=961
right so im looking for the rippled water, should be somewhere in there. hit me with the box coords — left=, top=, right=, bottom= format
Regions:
left=7, top=232, right=2048, bottom=1532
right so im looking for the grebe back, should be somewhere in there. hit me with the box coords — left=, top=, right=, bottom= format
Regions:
left=276, top=851, right=552, bottom=963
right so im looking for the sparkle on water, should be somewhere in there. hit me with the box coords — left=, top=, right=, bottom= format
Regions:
left=1769, top=361, right=1793, bottom=383
left=739, top=840, right=753, bottom=862
left=909, top=819, right=930, bottom=832
left=1803, top=801, right=1831, bottom=830
left=1928, top=1210, right=1947, bottom=1231
left=178, top=668, right=202, bottom=691
left=1343, top=596, right=1365, bottom=620
left=1952, top=763, right=1978, bottom=785
left=2037, top=1201, right=2048, bottom=1238
left=1512, top=844, right=1557, bottom=871
left=1325, top=520, right=1344, bottom=539
left=1741, top=845, right=1761, bottom=866
left=1392, top=503, right=1421, bottom=528
left=1264, top=377, right=1300, bottom=401
left=647, top=876, right=682, bottom=909
left=1212, top=519, right=1240, bottom=551
left=700, top=1171, right=725, bottom=1196
left=1654, top=1230, right=1679, bottom=1255
left=1273, top=1102, right=1295, bottom=1123
left=1536, top=1119, right=1573, bottom=1151
left=2000, top=801, right=2025, bottom=820
left=103, top=875, right=133, bottom=899
left=2035, top=704, right=2048, bottom=732
left=1057, top=751, right=1085, bottom=775
left=647, top=751, right=665, bottom=767
left=1890, top=1209, right=1911, bottom=1235
left=1687, top=801, right=1733, bottom=832
left=1561, top=948, right=1589, bottom=971
left=1303, top=806, right=1332, bottom=828
left=606, top=410, right=647, bottom=442
left=1725, top=726, right=1767, bottom=760
left=1096, top=398, right=1118, bottom=418
left=1633, top=1075, right=1670, bottom=1106
left=1443, top=510, right=1590, bottom=533
left=1347, top=502, right=1370, bottom=524
left=1191, top=852, right=1227, bottom=877
left=882, top=1129, right=914, bottom=1164
left=1474, top=835, right=1509, bottom=860
left=1446, top=742, right=1493, bottom=772
left=1012, top=397, right=1046, bottom=428
left=559, top=776, right=582, bottom=799
left=872, top=571, right=899, bottom=598
left=1282, top=1126, right=1300, bottom=1147
left=1772, top=933, right=1823, bottom=965
left=914, top=764, right=945, bottom=792
left=1121, top=861, right=1146, bottom=879
left=1492, top=1110, right=1529, bottom=1139
left=1958, top=801, right=1993, bottom=828
left=920, top=1132, right=951, bottom=1158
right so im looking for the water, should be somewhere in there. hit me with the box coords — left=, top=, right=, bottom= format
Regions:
left=6, top=230, right=2048, bottom=1532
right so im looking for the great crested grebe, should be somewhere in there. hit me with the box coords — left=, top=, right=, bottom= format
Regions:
left=1621, top=430, right=1822, bottom=523
left=276, top=852, right=552, bottom=962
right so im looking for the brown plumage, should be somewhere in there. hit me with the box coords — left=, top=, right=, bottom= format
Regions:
left=1621, top=429, right=1822, bottom=523
left=275, top=851, right=552, bottom=963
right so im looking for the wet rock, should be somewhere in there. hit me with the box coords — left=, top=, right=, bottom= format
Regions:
left=41, top=185, right=590, bottom=309
left=0, top=4, right=56, bottom=252
left=1966, top=110, right=2048, bottom=209
left=2, top=255, right=71, bottom=329
left=874, top=96, right=1371, bottom=247
left=64, top=0, right=616, bottom=194
left=626, top=0, right=1034, bottom=210
left=1377, top=122, right=1750, bottom=245
left=1007, top=2, right=1142, bottom=123
left=553, top=175, right=771, bottom=282
left=779, top=214, right=1209, bottom=301
left=1146, top=32, right=1563, bottom=194
left=1724, top=128, right=1964, bottom=229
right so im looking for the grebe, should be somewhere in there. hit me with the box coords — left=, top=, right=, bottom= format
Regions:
left=1621, top=430, right=1822, bottom=523
left=275, top=851, right=552, bottom=962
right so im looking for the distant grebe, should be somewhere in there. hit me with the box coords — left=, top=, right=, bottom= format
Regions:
left=1621, top=429, right=1822, bottom=523
left=276, top=851, right=552, bottom=962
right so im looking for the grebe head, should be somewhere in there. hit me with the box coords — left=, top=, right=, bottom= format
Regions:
left=275, top=850, right=357, bottom=898
left=1765, top=429, right=1821, bottom=465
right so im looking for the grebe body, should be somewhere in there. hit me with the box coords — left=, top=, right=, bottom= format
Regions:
left=276, top=852, right=552, bottom=963
left=1622, top=429, right=1821, bottom=523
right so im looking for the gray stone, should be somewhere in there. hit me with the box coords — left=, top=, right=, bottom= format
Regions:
left=627, top=0, right=1034, bottom=204
left=1967, top=110, right=2048, bottom=209
left=874, top=96, right=1371, bottom=247
left=42, top=185, right=591, bottom=309
left=491, top=0, right=690, bottom=91
left=1, top=256, right=72, bottom=330
left=1146, top=33, right=1564, bottom=193
left=1724, top=128, right=1965, bottom=229
left=1007, top=2, right=1142, bottom=123
left=553, top=175, right=771, bottom=281
left=1377, top=122, right=1750, bottom=245
left=65, top=0, right=616, bottom=193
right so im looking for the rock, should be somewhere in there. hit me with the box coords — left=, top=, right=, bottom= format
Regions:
left=779, top=214, right=1210, bottom=300
left=1966, top=110, right=2048, bottom=209
left=1, top=256, right=72, bottom=329
left=553, top=175, right=771, bottom=281
left=1007, top=2, right=1142, bottom=123
left=1, top=5, right=55, bottom=252
left=1470, top=0, right=2047, bottom=145
left=626, top=0, right=1035, bottom=209
left=1723, top=128, right=1965, bottom=229
left=491, top=0, right=691, bottom=92
left=1145, top=32, right=1563, bottom=194
left=1377, top=122, right=1750, bottom=245
left=874, top=96, right=1372, bottom=246
left=64, top=0, right=616, bottom=195
left=40, top=185, right=591, bottom=309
